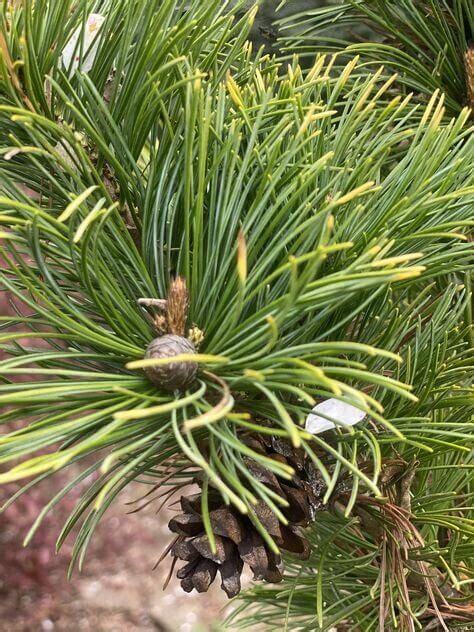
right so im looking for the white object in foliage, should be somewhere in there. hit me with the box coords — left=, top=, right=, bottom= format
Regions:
left=62, top=13, right=105, bottom=74
left=305, top=399, right=366, bottom=434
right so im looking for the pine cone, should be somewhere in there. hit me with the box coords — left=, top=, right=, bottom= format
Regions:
left=144, top=334, right=197, bottom=391
left=167, top=435, right=327, bottom=597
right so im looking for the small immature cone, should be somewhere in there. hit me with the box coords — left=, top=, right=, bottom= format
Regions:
left=465, top=44, right=474, bottom=112
left=144, top=334, right=198, bottom=391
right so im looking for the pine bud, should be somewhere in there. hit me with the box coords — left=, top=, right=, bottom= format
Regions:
left=465, top=44, right=474, bottom=112
left=167, top=277, right=189, bottom=336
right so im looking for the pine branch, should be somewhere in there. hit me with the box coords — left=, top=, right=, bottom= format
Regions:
left=0, top=0, right=472, bottom=621
left=233, top=294, right=474, bottom=628
left=278, top=0, right=474, bottom=115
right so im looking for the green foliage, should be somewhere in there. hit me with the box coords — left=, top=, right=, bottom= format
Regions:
left=0, top=1, right=473, bottom=628
left=231, top=289, right=474, bottom=630
left=279, top=0, right=474, bottom=114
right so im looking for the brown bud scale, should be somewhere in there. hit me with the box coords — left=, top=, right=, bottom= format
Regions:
left=465, top=44, right=474, bottom=112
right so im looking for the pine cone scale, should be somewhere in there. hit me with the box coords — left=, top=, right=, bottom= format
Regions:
left=219, top=556, right=244, bottom=598
left=177, top=559, right=198, bottom=580
left=210, top=507, right=245, bottom=544
left=281, top=484, right=312, bottom=525
left=275, top=525, right=311, bottom=560
left=191, top=559, right=218, bottom=593
left=169, top=513, right=203, bottom=536
left=237, top=530, right=270, bottom=579
left=171, top=539, right=199, bottom=562
left=192, top=534, right=234, bottom=564
left=254, top=502, right=283, bottom=537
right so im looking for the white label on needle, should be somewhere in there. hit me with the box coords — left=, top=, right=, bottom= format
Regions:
left=62, top=14, right=105, bottom=74
left=305, top=399, right=366, bottom=434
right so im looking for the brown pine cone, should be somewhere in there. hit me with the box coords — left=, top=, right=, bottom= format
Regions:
left=166, top=435, right=328, bottom=597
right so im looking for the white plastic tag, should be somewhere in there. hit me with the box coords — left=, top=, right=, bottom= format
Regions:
left=62, top=14, right=105, bottom=74
left=305, top=399, right=366, bottom=435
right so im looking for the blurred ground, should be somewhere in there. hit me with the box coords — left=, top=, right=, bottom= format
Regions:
left=0, top=481, right=231, bottom=632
